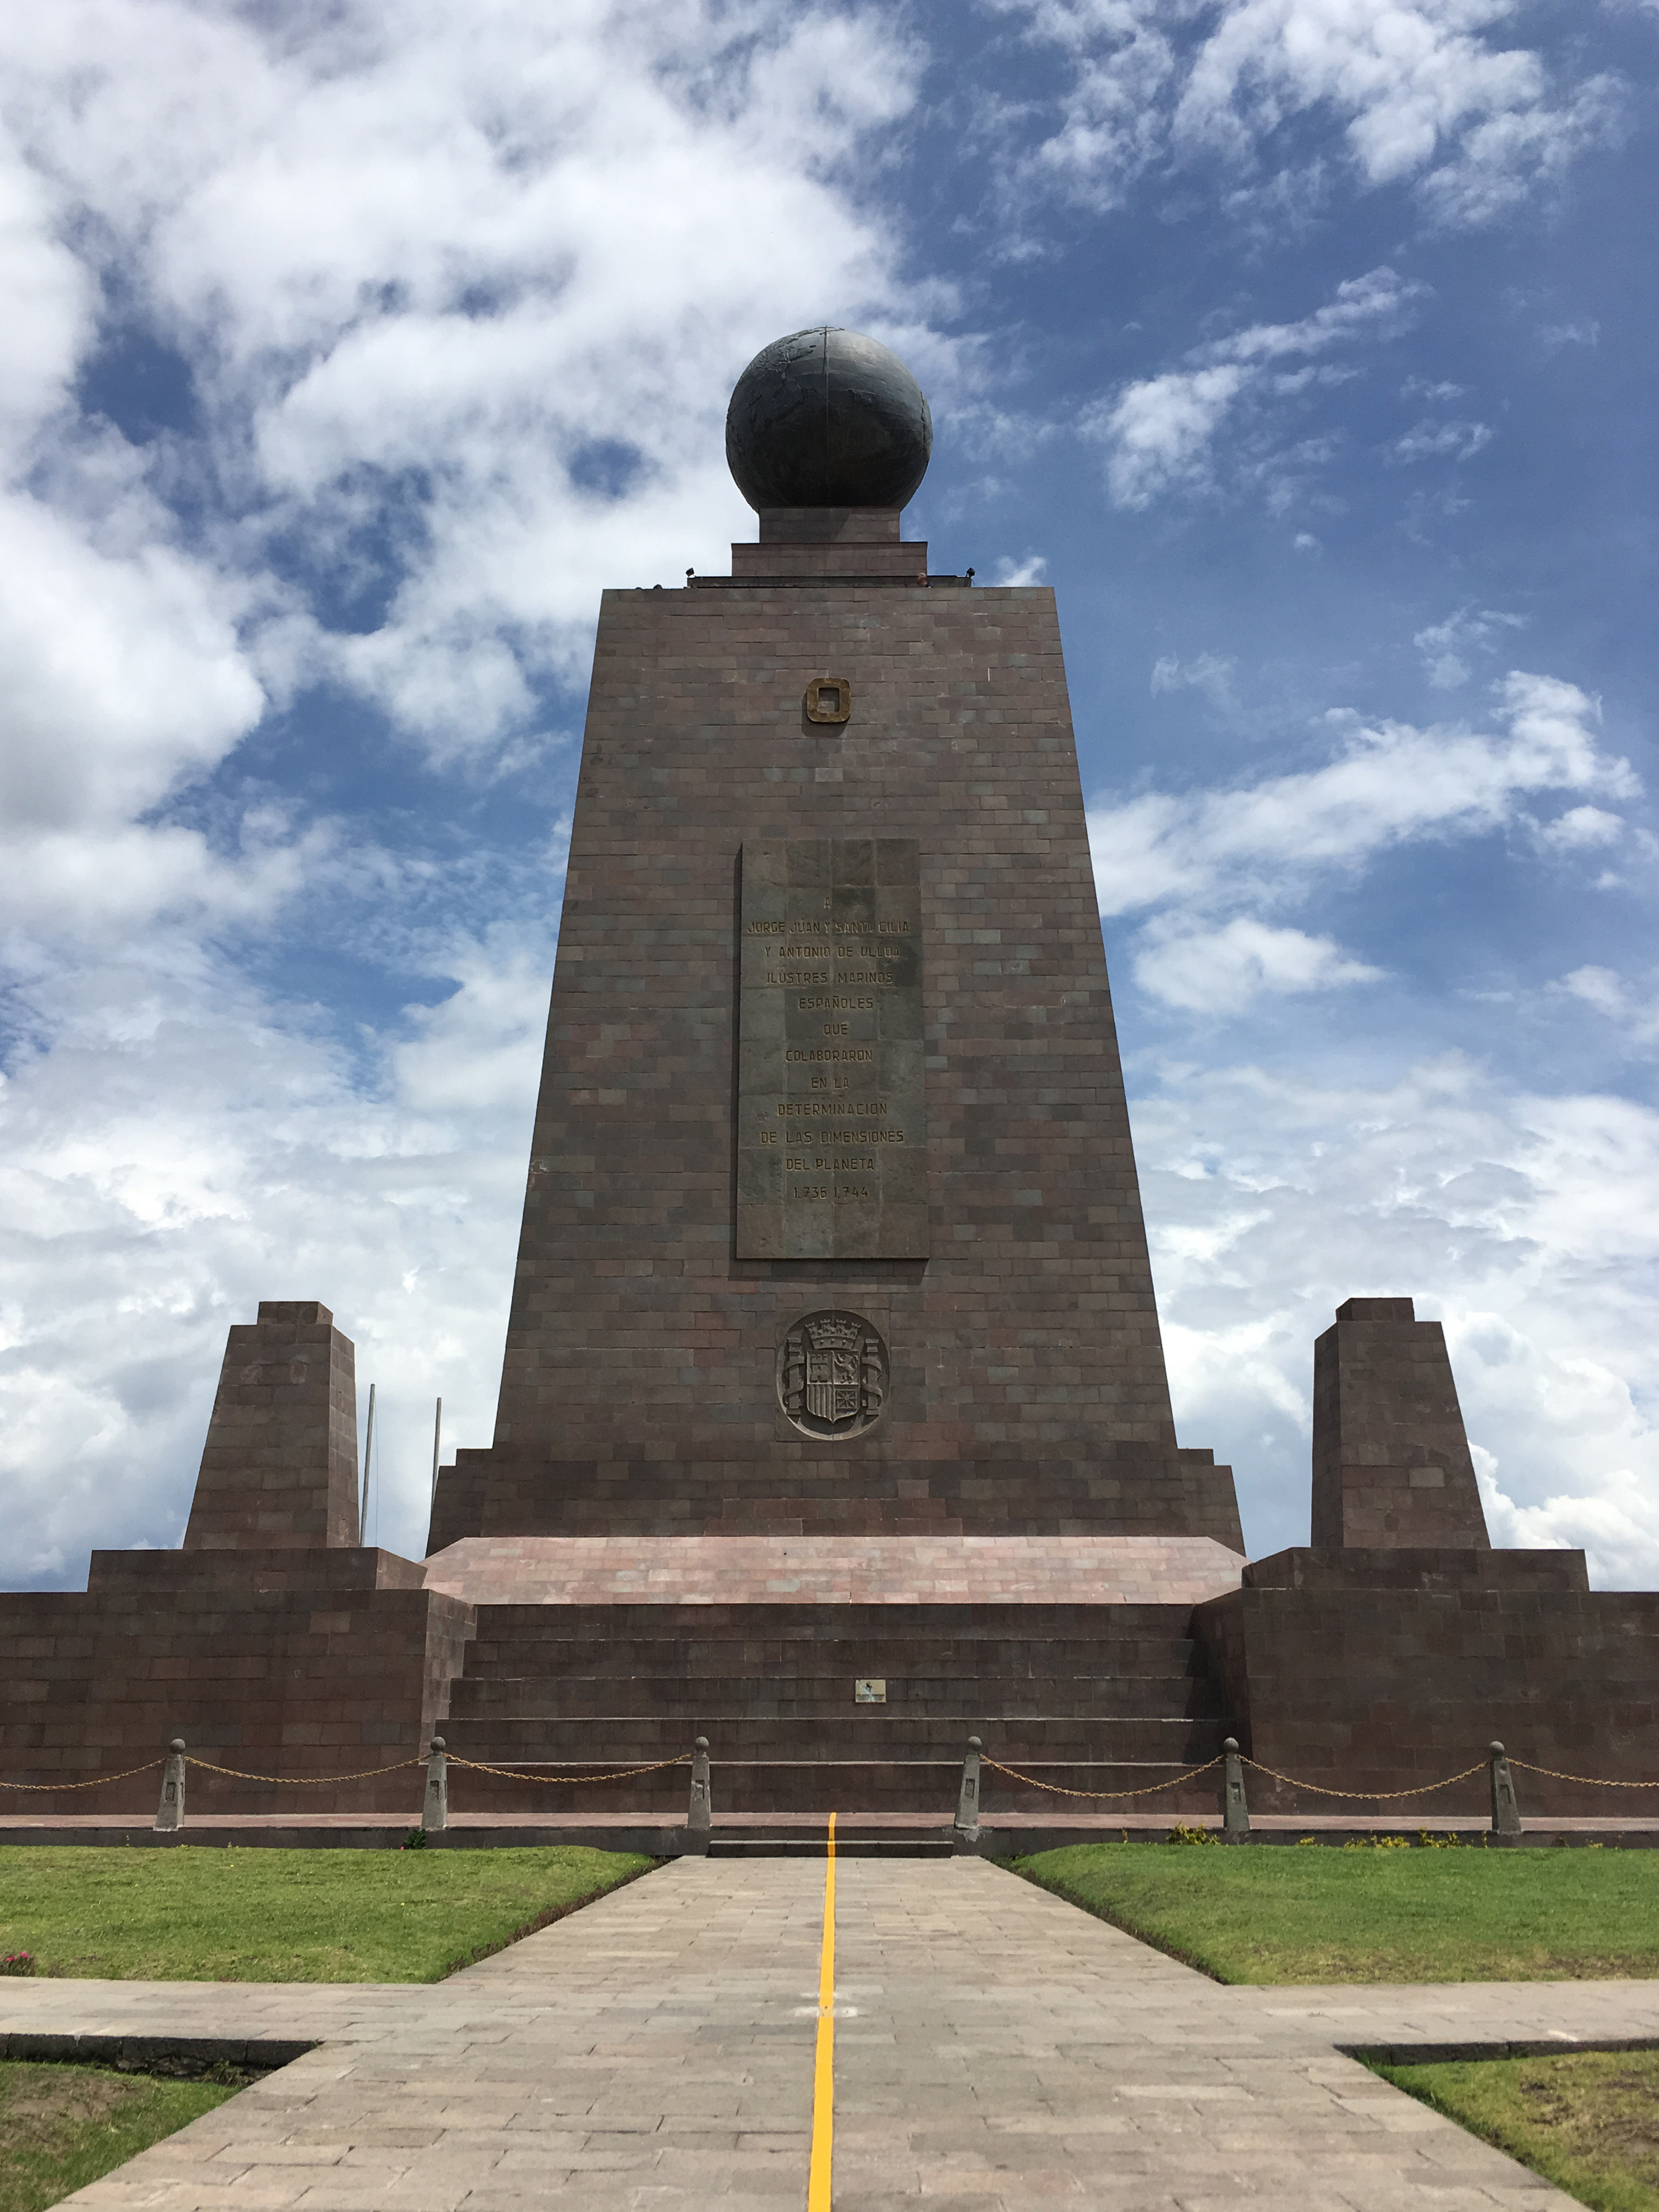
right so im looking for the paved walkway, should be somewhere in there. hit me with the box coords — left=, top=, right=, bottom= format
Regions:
left=5, top=1858, right=1658, bottom=2209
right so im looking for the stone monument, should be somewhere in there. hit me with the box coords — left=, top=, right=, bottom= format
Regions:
left=0, top=327, right=1653, bottom=1829
left=429, top=322, right=1243, bottom=1555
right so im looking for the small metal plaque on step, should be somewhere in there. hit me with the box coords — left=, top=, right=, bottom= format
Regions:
left=854, top=1678, right=887, bottom=1703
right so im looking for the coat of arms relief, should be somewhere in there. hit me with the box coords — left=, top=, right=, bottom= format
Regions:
left=777, top=1310, right=889, bottom=1439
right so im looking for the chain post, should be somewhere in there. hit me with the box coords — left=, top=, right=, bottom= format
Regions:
left=953, top=1736, right=983, bottom=1850
left=1489, top=1741, right=1522, bottom=1838
left=423, top=1736, right=448, bottom=1833
left=684, top=1736, right=711, bottom=1852
left=1221, top=1737, right=1251, bottom=1842
left=155, top=1738, right=187, bottom=1832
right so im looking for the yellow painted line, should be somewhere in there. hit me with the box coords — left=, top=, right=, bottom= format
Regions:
left=807, top=1810, right=836, bottom=2212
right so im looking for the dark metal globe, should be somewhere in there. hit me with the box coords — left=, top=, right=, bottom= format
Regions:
left=726, top=326, right=933, bottom=512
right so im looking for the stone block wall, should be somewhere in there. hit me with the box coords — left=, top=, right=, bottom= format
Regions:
left=0, top=1549, right=471, bottom=1817
left=184, top=1301, right=359, bottom=1550
left=1311, top=1297, right=1490, bottom=1548
left=431, top=548, right=1241, bottom=1547
left=1195, top=1546, right=1659, bottom=1819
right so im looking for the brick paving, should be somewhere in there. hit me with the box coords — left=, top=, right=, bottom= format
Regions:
left=7, top=1858, right=1658, bottom=2209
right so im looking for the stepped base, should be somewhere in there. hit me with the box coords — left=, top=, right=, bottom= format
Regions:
left=707, top=1834, right=962, bottom=1858
left=422, top=1533, right=1246, bottom=1608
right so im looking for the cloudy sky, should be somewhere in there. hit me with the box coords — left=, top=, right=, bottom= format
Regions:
left=1, top=0, right=1655, bottom=1584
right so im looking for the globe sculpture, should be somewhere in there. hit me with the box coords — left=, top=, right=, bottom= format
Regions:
left=725, top=325, right=933, bottom=511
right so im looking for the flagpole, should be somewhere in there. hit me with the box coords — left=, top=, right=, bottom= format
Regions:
left=360, top=1382, right=376, bottom=1546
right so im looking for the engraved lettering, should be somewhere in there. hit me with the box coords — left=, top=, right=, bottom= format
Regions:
left=738, top=839, right=927, bottom=1260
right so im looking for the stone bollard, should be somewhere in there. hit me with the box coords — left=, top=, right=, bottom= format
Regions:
left=1489, top=1741, right=1522, bottom=1838
left=423, top=1737, right=448, bottom=1834
left=685, top=1736, right=712, bottom=1853
left=155, top=1738, right=187, bottom=1832
left=953, top=1736, right=983, bottom=1850
left=1221, top=1737, right=1251, bottom=1842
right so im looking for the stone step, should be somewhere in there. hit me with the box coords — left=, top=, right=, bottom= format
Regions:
left=463, top=1600, right=1205, bottom=1635
left=444, top=1673, right=1226, bottom=1719
left=441, top=1714, right=1232, bottom=1762
left=704, top=1835, right=959, bottom=1858
left=459, top=1637, right=1208, bottom=1676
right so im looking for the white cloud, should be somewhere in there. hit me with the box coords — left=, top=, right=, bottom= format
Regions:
left=1557, top=964, right=1659, bottom=1049
left=1195, top=266, right=1422, bottom=363
left=0, top=925, right=551, bottom=1579
left=990, top=552, right=1050, bottom=585
left=995, top=0, right=1620, bottom=225
left=0, top=146, right=94, bottom=462
left=1563, top=965, right=1627, bottom=1018
left=1088, top=363, right=1248, bottom=507
left=1085, top=267, right=1419, bottom=507
left=0, top=494, right=263, bottom=833
left=1539, top=804, right=1623, bottom=853
left=1151, top=651, right=1238, bottom=712
left=1412, top=604, right=1526, bottom=688
left=1089, top=671, right=1634, bottom=917
left=1482, top=1466, right=1659, bottom=1590
left=1138, top=1052, right=1659, bottom=1582
left=1390, top=415, right=1493, bottom=463
left=0, top=0, right=935, bottom=1588
left=0, top=0, right=933, bottom=843
left=1133, top=917, right=1382, bottom=1012
left=0, top=109, right=284, bottom=938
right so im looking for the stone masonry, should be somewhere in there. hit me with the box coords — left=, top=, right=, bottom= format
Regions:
left=1311, top=1296, right=1490, bottom=1548
left=431, top=510, right=1244, bottom=1552
left=1, top=349, right=1654, bottom=1825
left=184, top=1302, right=360, bottom=1551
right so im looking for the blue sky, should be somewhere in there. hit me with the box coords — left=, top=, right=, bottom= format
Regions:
left=1, top=0, right=1656, bottom=1582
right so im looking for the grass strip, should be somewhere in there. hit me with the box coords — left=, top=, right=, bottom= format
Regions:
left=0, top=2059, right=241, bottom=2212
left=1368, top=2047, right=1659, bottom=2211
left=0, top=1845, right=656, bottom=1983
left=1010, top=1841, right=1659, bottom=1984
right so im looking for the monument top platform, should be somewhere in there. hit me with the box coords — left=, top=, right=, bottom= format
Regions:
left=421, top=1534, right=1248, bottom=1609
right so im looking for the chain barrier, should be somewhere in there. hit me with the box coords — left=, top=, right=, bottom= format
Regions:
left=1508, top=1759, right=1659, bottom=1789
left=977, top=1752, right=1493, bottom=1805
left=979, top=1753, right=1222, bottom=1801
left=0, top=1760, right=164, bottom=1791
left=5, top=1748, right=1652, bottom=1806
left=0, top=1751, right=690, bottom=1795
left=1240, top=1756, right=1487, bottom=1801
left=184, top=1756, right=423, bottom=1785
left=447, top=1753, right=691, bottom=1785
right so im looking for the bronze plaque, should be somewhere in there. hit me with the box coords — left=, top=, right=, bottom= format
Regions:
left=737, top=839, right=927, bottom=1258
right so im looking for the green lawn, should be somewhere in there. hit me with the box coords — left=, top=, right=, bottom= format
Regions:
left=1370, top=2048, right=1659, bottom=2212
left=0, top=1846, right=655, bottom=1982
left=1011, top=1842, right=1659, bottom=1983
left=0, top=2060, right=241, bottom=2212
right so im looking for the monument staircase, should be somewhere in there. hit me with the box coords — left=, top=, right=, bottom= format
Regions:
left=433, top=1599, right=1236, bottom=1820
